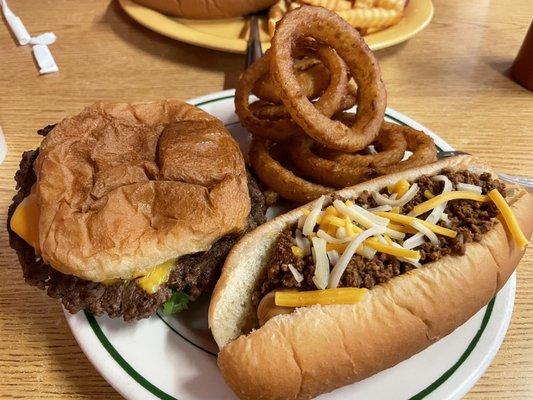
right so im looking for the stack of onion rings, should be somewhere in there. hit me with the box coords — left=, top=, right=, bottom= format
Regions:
left=271, top=6, right=387, bottom=152
left=235, top=39, right=353, bottom=141
left=237, top=6, right=438, bottom=203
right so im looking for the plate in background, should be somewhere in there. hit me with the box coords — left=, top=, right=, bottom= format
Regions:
left=118, top=0, right=434, bottom=53
left=65, top=89, right=515, bottom=400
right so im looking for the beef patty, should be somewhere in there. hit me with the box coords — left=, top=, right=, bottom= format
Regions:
left=8, top=125, right=267, bottom=321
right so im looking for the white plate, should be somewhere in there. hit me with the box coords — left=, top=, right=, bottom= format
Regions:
left=65, top=90, right=516, bottom=400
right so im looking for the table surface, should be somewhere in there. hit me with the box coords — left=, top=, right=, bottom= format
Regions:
left=0, top=0, right=532, bottom=398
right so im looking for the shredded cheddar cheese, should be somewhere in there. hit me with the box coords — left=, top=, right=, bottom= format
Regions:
left=488, top=189, right=529, bottom=250
left=376, top=212, right=458, bottom=238
left=326, top=233, right=420, bottom=260
left=344, top=216, right=355, bottom=236
left=326, top=242, right=348, bottom=252
left=321, top=214, right=345, bottom=227
left=365, top=239, right=420, bottom=259
left=333, top=200, right=405, bottom=240
left=275, top=175, right=529, bottom=311
left=326, top=205, right=340, bottom=217
left=275, top=288, right=368, bottom=307
left=291, top=246, right=304, bottom=258
left=387, top=222, right=418, bottom=234
left=410, top=191, right=489, bottom=217
left=392, top=179, right=410, bottom=198
left=326, top=224, right=338, bottom=236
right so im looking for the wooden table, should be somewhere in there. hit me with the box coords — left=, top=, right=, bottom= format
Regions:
left=0, top=0, right=531, bottom=398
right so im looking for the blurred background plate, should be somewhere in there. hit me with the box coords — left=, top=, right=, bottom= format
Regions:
left=118, top=0, right=434, bottom=53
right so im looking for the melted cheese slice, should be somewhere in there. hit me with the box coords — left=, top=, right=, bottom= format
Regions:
left=10, top=194, right=40, bottom=253
left=136, top=260, right=174, bottom=294
left=11, top=196, right=173, bottom=294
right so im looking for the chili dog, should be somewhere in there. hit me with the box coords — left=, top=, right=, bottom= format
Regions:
left=209, top=155, right=532, bottom=400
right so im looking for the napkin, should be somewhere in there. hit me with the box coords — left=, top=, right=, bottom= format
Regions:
left=33, top=44, right=58, bottom=74
left=1, top=0, right=58, bottom=75
left=0, top=0, right=30, bottom=45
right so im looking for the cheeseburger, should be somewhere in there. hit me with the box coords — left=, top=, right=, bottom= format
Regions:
left=7, top=101, right=266, bottom=320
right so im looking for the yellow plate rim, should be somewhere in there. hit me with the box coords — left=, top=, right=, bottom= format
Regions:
left=118, top=0, right=434, bottom=54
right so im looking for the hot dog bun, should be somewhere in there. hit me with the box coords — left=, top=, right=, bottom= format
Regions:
left=132, top=0, right=278, bottom=19
left=209, top=155, right=533, bottom=400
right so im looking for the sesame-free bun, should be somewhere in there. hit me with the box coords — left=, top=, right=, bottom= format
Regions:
left=34, top=101, right=250, bottom=282
left=209, top=155, right=533, bottom=400
left=132, top=0, right=278, bottom=19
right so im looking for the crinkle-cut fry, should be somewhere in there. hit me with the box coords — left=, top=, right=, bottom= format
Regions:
left=269, top=1, right=301, bottom=38
left=353, top=0, right=375, bottom=9
left=268, top=18, right=277, bottom=38
left=375, top=0, right=404, bottom=12
left=336, top=7, right=402, bottom=29
left=364, top=26, right=386, bottom=35
left=270, top=0, right=290, bottom=16
left=289, top=1, right=302, bottom=10
left=299, top=0, right=353, bottom=11
left=268, top=0, right=288, bottom=38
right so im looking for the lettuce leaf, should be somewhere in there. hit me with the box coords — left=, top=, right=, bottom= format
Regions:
left=162, top=290, right=189, bottom=315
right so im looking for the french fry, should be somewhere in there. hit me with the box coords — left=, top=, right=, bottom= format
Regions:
left=268, top=0, right=301, bottom=38
left=375, top=0, right=404, bottom=12
left=353, top=0, right=375, bottom=9
left=336, top=7, right=402, bottom=29
left=268, top=0, right=404, bottom=38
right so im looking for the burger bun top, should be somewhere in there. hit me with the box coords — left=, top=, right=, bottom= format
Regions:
left=34, top=101, right=250, bottom=282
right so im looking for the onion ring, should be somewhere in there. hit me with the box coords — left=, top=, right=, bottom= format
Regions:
left=320, top=121, right=407, bottom=168
left=289, top=134, right=374, bottom=188
left=236, top=42, right=349, bottom=141
left=235, top=52, right=299, bottom=141
left=271, top=6, right=387, bottom=152
left=249, top=100, right=291, bottom=120
left=252, top=59, right=330, bottom=104
left=249, top=138, right=334, bottom=204
left=375, top=125, right=437, bottom=174
left=250, top=77, right=358, bottom=121
left=249, top=83, right=356, bottom=121
left=338, top=80, right=357, bottom=111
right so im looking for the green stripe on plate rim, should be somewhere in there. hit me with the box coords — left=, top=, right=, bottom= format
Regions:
left=83, top=93, right=495, bottom=400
